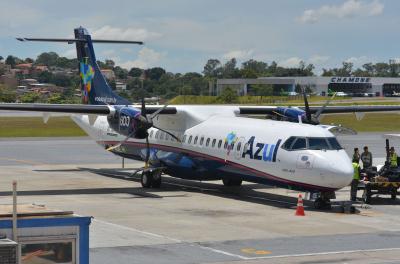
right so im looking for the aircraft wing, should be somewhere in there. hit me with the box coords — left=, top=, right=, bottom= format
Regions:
left=0, top=103, right=177, bottom=115
left=239, top=105, right=400, bottom=115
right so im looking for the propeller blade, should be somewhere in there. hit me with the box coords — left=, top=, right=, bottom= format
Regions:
left=141, top=97, right=146, bottom=117
left=302, top=89, right=312, bottom=122
left=106, top=132, right=133, bottom=151
left=145, top=136, right=150, bottom=168
left=153, top=125, right=181, bottom=142
left=150, top=104, right=169, bottom=120
left=314, top=92, right=337, bottom=120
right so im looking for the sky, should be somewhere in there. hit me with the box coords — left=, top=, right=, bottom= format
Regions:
left=1, top=0, right=399, bottom=75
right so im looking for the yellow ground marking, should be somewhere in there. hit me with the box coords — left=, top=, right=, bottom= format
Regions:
left=241, top=248, right=272, bottom=255
left=0, top=157, right=45, bottom=166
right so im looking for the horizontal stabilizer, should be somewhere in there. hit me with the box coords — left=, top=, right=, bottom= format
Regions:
left=16, top=38, right=144, bottom=45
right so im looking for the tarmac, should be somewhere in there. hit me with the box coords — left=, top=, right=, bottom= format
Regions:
left=0, top=134, right=400, bottom=263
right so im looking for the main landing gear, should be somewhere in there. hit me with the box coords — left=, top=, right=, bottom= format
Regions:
left=141, top=169, right=162, bottom=188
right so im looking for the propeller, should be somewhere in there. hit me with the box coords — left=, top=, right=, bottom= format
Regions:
left=301, top=89, right=336, bottom=125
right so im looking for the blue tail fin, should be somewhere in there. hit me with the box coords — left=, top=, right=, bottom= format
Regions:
left=74, top=27, right=130, bottom=105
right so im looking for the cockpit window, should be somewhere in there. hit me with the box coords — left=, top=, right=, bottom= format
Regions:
left=282, top=136, right=296, bottom=149
left=308, top=138, right=329, bottom=150
left=282, top=136, right=343, bottom=151
left=327, top=137, right=343, bottom=150
left=292, top=138, right=306, bottom=150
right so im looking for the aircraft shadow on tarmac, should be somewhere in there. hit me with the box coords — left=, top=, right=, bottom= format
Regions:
left=29, top=167, right=333, bottom=212
left=18, top=167, right=398, bottom=212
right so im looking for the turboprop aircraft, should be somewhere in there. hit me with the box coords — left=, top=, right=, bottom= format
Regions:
left=3, top=27, right=400, bottom=209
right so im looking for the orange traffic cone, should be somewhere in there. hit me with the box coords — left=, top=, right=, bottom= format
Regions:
left=295, top=194, right=305, bottom=216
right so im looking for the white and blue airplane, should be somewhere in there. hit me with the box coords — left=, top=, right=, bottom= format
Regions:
left=3, top=27, right=400, bottom=209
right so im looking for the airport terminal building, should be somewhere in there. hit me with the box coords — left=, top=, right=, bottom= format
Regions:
left=216, top=76, right=400, bottom=96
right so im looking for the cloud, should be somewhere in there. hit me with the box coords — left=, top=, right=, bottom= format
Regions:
left=345, top=55, right=369, bottom=65
left=279, top=57, right=303, bottom=67
left=222, top=49, right=254, bottom=60
left=62, top=48, right=76, bottom=59
left=116, top=47, right=166, bottom=69
left=299, top=0, right=384, bottom=24
left=91, top=25, right=162, bottom=41
left=309, top=55, right=330, bottom=65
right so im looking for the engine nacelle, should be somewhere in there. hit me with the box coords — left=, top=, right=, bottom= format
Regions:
left=107, top=106, right=149, bottom=139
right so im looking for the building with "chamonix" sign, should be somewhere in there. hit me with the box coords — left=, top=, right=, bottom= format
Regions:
left=215, top=76, right=400, bottom=97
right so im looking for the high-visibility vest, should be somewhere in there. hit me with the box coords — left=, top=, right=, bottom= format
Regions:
left=391, top=153, right=398, bottom=167
left=352, top=162, right=360, bottom=180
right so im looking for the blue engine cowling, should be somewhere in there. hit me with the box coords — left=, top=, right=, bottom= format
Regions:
left=107, top=106, right=149, bottom=139
left=276, top=107, right=306, bottom=122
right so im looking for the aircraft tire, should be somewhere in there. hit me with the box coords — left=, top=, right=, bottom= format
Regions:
left=141, top=171, right=153, bottom=188
left=152, top=173, right=162, bottom=188
left=222, top=178, right=242, bottom=187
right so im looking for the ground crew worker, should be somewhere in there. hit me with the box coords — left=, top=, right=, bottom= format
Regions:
left=352, top=148, right=360, bottom=164
left=361, top=146, right=372, bottom=169
left=351, top=158, right=361, bottom=201
left=390, top=147, right=398, bottom=168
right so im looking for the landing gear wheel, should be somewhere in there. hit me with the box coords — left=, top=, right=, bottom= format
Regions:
left=313, top=198, right=331, bottom=210
left=391, top=188, right=397, bottom=200
left=141, top=171, right=153, bottom=188
left=222, top=178, right=242, bottom=187
left=151, top=171, right=162, bottom=188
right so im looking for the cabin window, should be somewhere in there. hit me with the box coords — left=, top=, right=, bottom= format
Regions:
left=194, top=136, right=198, bottom=145
left=160, top=132, right=165, bottom=140
left=183, top=135, right=187, bottom=143
left=282, top=136, right=296, bottom=150
left=224, top=141, right=228, bottom=149
left=200, top=137, right=204, bottom=145
left=212, top=139, right=216, bottom=148
left=218, top=140, right=222, bottom=148
left=165, top=133, right=170, bottom=141
left=206, top=138, right=210, bottom=147
left=188, top=135, right=193, bottom=144
left=149, top=130, right=154, bottom=138
left=155, top=131, right=160, bottom=139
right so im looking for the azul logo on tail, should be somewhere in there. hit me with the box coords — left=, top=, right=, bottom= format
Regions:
left=80, top=57, right=95, bottom=104
left=242, top=136, right=282, bottom=162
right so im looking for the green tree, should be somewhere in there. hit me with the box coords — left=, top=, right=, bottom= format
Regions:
left=114, top=66, right=128, bottom=79
left=128, top=67, right=143, bottom=77
left=5, top=55, right=16, bottom=68
left=51, top=73, right=71, bottom=87
left=36, top=52, right=59, bottom=66
left=25, top=58, right=34, bottom=63
left=203, top=59, right=222, bottom=78
left=221, top=58, right=240, bottom=78
left=148, top=67, right=166, bottom=81
left=218, top=86, right=238, bottom=103
left=37, top=71, right=54, bottom=83
left=0, top=85, right=16, bottom=102
left=20, top=92, right=40, bottom=103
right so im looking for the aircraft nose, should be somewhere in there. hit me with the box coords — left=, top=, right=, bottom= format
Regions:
left=328, top=153, right=353, bottom=188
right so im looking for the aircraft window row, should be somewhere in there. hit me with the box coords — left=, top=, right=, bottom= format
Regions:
left=179, top=134, right=237, bottom=151
left=282, top=137, right=343, bottom=151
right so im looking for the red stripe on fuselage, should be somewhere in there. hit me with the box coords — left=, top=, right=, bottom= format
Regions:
left=99, top=140, right=336, bottom=192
